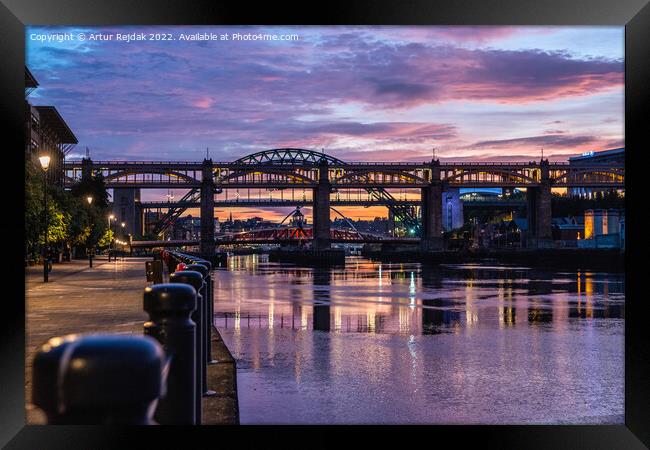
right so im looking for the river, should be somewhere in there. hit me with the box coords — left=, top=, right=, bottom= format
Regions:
left=213, top=255, right=624, bottom=424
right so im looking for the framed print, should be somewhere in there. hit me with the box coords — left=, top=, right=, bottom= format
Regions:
left=1, top=0, right=648, bottom=448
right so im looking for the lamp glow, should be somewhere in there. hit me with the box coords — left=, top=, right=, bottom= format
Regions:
left=38, top=155, right=51, bottom=171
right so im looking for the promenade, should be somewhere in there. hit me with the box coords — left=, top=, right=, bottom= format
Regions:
left=25, top=256, right=238, bottom=424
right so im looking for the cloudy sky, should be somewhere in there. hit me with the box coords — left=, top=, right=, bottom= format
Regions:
left=26, top=26, right=624, bottom=219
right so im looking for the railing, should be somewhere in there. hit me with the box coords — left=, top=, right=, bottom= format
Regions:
left=65, top=160, right=203, bottom=165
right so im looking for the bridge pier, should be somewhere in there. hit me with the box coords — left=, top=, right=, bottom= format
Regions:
left=81, top=157, right=93, bottom=181
left=420, top=160, right=443, bottom=252
left=526, top=160, right=553, bottom=248
left=113, top=188, right=142, bottom=239
left=313, top=158, right=331, bottom=250
left=200, top=159, right=215, bottom=259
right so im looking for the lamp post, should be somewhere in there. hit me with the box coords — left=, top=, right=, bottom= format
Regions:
left=87, top=196, right=94, bottom=267
left=38, top=155, right=50, bottom=283
left=108, top=214, right=115, bottom=253
left=121, top=222, right=126, bottom=256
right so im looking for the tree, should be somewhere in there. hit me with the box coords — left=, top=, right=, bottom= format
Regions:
left=25, top=160, right=69, bottom=260
left=69, top=173, right=110, bottom=209
left=25, top=159, right=113, bottom=261
left=98, top=229, right=114, bottom=249
left=70, top=174, right=111, bottom=250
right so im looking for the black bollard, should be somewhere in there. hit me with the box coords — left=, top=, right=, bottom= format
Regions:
left=183, top=263, right=216, bottom=397
left=190, top=260, right=216, bottom=364
left=33, top=333, right=167, bottom=424
left=144, top=283, right=197, bottom=425
left=32, top=334, right=80, bottom=424
left=168, top=270, right=208, bottom=421
left=185, top=264, right=211, bottom=373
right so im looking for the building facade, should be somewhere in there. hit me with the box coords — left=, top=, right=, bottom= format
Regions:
left=568, top=148, right=624, bottom=198
left=580, top=209, right=624, bottom=249
left=25, top=67, right=78, bottom=186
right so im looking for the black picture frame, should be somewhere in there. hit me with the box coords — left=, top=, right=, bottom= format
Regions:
left=2, top=0, right=648, bottom=447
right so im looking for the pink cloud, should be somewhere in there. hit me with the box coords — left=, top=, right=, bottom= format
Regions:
left=193, top=97, right=215, bottom=109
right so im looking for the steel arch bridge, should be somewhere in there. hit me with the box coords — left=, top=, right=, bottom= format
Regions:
left=142, top=148, right=421, bottom=235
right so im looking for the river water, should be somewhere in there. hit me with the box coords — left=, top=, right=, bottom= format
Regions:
left=213, top=255, right=624, bottom=425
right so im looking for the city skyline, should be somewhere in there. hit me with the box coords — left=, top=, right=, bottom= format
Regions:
left=26, top=25, right=624, bottom=220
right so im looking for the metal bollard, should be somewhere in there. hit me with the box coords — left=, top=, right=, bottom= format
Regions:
left=168, top=271, right=207, bottom=422
left=190, top=260, right=216, bottom=364
left=144, top=283, right=197, bottom=424
left=33, top=333, right=167, bottom=424
left=185, top=264, right=210, bottom=374
left=183, top=263, right=216, bottom=396
left=32, top=334, right=79, bottom=424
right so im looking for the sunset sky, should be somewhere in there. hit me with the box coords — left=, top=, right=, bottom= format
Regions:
left=26, top=26, right=624, bottom=220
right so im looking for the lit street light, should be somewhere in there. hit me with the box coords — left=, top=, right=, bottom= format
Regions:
left=108, top=214, right=117, bottom=260
left=86, top=195, right=94, bottom=268
left=38, top=155, right=50, bottom=283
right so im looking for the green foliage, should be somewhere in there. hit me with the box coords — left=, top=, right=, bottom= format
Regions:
left=69, top=173, right=110, bottom=209
left=38, top=206, right=69, bottom=244
left=25, top=159, right=112, bottom=259
left=98, top=228, right=114, bottom=248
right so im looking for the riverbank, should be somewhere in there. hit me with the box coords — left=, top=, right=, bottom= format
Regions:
left=361, top=246, right=624, bottom=271
left=25, top=256, right=239, bottom=424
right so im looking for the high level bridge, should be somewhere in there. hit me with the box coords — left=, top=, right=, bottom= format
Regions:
left=64, top=148, right=624, bottom=256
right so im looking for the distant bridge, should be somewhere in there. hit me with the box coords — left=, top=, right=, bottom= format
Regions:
left=139, top=198, right=526, bottom=209
left=64, top=148, right=624, bottom=255
left=130, top=227, right=417, bottom=248
left=65, top=149, right=624, bottom=189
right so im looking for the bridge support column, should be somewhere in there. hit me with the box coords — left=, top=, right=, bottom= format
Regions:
left=313, top=159, right=331, bottom=250
left=200, top=159, right=215, bottom=259
left=420, top=160, right=443, bottom=252
left=526, top=160, right=553, bottom=248
left=81, top=157, right=93, bottom=181
left=113, top=188, right=141, bottom=238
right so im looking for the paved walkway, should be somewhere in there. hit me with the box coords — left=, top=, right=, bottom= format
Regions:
left=25, top=256, right=238, bottom=424
left=25, top=256, right=149, bottom=423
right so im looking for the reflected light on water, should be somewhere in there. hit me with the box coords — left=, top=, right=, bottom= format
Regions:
left=213, top=255, right=624, bottom=425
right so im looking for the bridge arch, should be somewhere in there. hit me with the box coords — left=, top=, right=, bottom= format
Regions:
left=233, top=148, right=345, bottom=166
left=215, top=167, right=317, bottom=185
left=550, top=168, right=624, bottom=185
left=332, top=168, right=428, bottom=185
left=227, top=147, right=422, bottom=233
left=103, top=168, right=199, bottom=184
left=443, top=168, right=537, bottom=185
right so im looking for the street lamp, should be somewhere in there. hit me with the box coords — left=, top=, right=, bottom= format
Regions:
left=108, top=214, right=114, bottom=254
left=86, top=195, right=94, bottom=268
left=39, top=155, right=50, bottom=283
left=121, top=222, right=126, bottom=247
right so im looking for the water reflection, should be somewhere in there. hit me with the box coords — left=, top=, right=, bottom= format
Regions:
left=213, top=256, right=624, bottom=424
left=312, top=269, right=331, bottom=332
